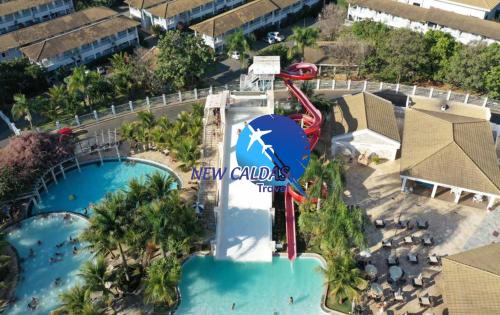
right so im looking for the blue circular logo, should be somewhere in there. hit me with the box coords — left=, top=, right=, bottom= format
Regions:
left=235, top=114, right=310, bottom=190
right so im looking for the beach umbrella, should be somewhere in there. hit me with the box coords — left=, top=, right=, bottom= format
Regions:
left=389, top=265, right=403, bottom=281
left=58, top=127, right=73, bottom=135
left=192, top=202, right=204, bottom=214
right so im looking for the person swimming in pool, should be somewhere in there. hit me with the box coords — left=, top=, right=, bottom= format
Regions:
left=288, top=296, right=293, bottom=304
left=231, top=303, right=236, bottom=310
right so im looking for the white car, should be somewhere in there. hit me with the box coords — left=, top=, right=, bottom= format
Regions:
left=266, top=32, right=284, bottom=44
left=230, top=51, right=240, bottom=60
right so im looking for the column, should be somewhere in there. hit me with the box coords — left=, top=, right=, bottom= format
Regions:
left=41, top=177, right=48, bottom=193
left=75, top=156, right=81, bottom=172
left=487, top=196, right=496, bottom=210
left=431, top=184, right=438, bottom=198
left=59, top=164, right=66, bottom=179
left=454, top=189, right=462, bottom=203
left=401, top=177, right=407, bottom=192
left=51, top=168, right=58, bottom=185
left=97, top=150, right=103, bottom=165
left=115, top=145, right=121, bottom=161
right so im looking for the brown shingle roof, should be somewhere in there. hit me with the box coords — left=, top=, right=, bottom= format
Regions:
left=348, top=0, right=500, bottom=41
left=147, top=0, right=212, bottom=19
left=0, top=7, right=116, bottom=53
left=190, top=0, right=297, bottom=37
left=400, top=105, right=500, bottom=195
left=20, top=16, right=139, bottom=61
left=442, top=243, right=500, bottom=314
left=125, top=0, right=165, bottom=10
left=0, top=0, right=54, bottom=16
left=446, top=0, right=499, bottom=10
left=332, top=92, right=401, bottom=142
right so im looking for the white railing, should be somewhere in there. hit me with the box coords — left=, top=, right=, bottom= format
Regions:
left=32, top=79, right=498, bottom=133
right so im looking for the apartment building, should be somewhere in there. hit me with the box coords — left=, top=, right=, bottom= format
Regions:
left=190, top=0, right=320, bottom=50
left=20, top=15, right=140, bottom=71
left=127, top=0, right=245, bottom=31
left=397, top=0, right=500, bottom=20
left=348, top=0, right=500, bottom=44
left=0, top=0, right=74, bottom=35
left=0, top=7, right=116, bottom=61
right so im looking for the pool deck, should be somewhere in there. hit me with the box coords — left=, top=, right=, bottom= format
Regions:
left=344, top=159, right=500, bottom=314
left=215, top=108, right=273, bottom=262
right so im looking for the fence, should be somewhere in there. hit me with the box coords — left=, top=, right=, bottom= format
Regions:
left=36, top=79, right=498, bottom=133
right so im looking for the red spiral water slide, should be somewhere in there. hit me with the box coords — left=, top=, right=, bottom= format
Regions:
left=276, top=63, right=323, bottom=261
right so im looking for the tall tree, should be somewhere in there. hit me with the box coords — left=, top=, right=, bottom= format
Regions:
left=322, top=254, right=367, bottom=304
left=79, top=255, right=115, bottom=300
left=10, top=94, right=33, bottom=129
left=59, top=285, right=104, bottom=315
left=143, top=256, right=181, bottom=308
left=156, top=31, right=215, bottom=90
left=288, top=27, right=320, bottom=59
left=226, top=29, right=255, bottom=68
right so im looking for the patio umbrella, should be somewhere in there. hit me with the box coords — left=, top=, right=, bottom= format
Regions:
left=192, top=202, right=204, bottom=214
left=370, top=283, right=383, bottom=296
left=389, top=265, right=403, bottom=281
left=365, top=264, right=378, bottom=277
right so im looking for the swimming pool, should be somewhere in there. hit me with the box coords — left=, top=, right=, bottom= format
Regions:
left=34, top=159, right=177, bottom=216
left=176, top=256, right=327, bottom=315
left=5, top=213, right=91, bottom=315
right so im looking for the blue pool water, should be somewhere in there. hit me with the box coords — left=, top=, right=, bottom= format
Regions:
left=176, top=256, right=326, bottom=315
left=5, top=214, right=91, bottom=315
left=34, top=160, right=176, bottom=216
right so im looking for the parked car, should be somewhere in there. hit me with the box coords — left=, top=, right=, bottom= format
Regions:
left=265, top=31, right=284, bottom=44
left=230, top=51, right=240, bottom=60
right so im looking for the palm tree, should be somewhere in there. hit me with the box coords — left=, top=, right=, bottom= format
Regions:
left=137, top=111, right=156, bottom=129
left=80, top=228, right=117, bottom=259
left=11, top=94, right=33, bottom=129
left=322, top=254, right=367, bottom=305
left=174, top=137, right=200, bottom=171
left=288, top=26, right=320, bottom=59
left=143, top=256, right=181, bottom=308
left=79, top=255, right=115, bottom=299
left=146, top=172, right=176, bottom=200
left=226, top=29, right=255, bottom=68
left=89, top=192, right=133, bottom=281
left=59, top=285, right=96, bottom=315
left=125, top=177, right=149, bottom=207
left=66, top=66, right=91, bottom=108
left=45, top=85, right=68, bottom=119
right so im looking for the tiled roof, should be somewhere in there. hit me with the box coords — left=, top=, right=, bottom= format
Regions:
left=0, top=7, right=116, bottom=53
left=332, top=92, right=401, bottom=142
left=20, top=16, right=139, bottom=61
left=147, top=0, right=212, bottom=19
left=0, top=0, right=54, bottom=16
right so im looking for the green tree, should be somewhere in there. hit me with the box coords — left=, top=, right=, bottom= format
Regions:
left=43, top=85, right=68, bottom=120
left=59, top=285, right=104, bottom=315
left=288, top=26, right=320, bottom=59
left=485, top=65, right=500, bottom=99
left=143, top=256, right=181, bottom=308
left=11, top=94, right=33, bottom=129
left=226, top=29, right=255, bottom=68
left=350, top=20, right=390, bottom=43
left=156, top=31, right=215, bottom=90
left=424, top=30, right=459, bottom=81
left=257, top=43, right=294, bottom=67
left=79, top=255, right=115, bottom=300
left=322, top=254, right=367, bottom=304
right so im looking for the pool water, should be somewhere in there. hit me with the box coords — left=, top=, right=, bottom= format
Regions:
left=34, top=160, right=176, bottom=216
left=176, top=256, right=326, bottom=315
left=5, top=214, right=91, bottom=315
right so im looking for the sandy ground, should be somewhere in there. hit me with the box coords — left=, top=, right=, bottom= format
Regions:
left=344, top=159, right=500, bottom=315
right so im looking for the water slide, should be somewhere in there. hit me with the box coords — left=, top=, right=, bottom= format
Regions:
left=276, top=63, right=323, bottom=261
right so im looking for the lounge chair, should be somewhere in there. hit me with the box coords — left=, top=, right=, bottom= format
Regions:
left=397, top=219, right=409, bottom=229
left=375, top=219, right=385, bottom=228
left=412, top=277, right=423, bottom=287
left=387, top=256, right=399, bottom=266
left=382, top=239, right=393, bottom=248
left=428, top=255, right=440, bottom=265
left=422, top=236, right=434, bottom=246
left=394, top=289, right=405, bottom=301
left=404, top=236, right=414, bottom=245
left=419, top=296, right=432, bottom=306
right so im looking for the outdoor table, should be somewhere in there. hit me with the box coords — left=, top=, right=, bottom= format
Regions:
left=387, top=255, right=399, bottom=265
left=404, top=236, right=413, bottom=244
left=428, top=255, right=440, bottom=265
left=423, top=236, right=433, bottom=246
left=365, top=264, right=378, bottom=278
left=408, top=253, right=418, bottom=264
left=389, top=265, right=403, bottom=282
left=382, top=239, right=392, bottom=248
left=419, top=296, right=432, bottom=306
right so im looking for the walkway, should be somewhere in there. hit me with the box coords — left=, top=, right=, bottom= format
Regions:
left=215, top=107, right=273, bottom=262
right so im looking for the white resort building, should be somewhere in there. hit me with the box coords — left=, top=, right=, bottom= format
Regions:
left=190, top=0, right=320, bottom=51
left=397, top=0, right=500, bottom=20
left=0, top=0, right=74, bottom=35
left=0, top=7, right=116, bottom=61
left=400, top=96, right=500, bottom=210
left=331, top=92, right=401, bottom=161
left=207, top=57, right=281, bottom=262
left=19, top=15, right=139, bottom=71
left=347, top=0, right=500, bottom=44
